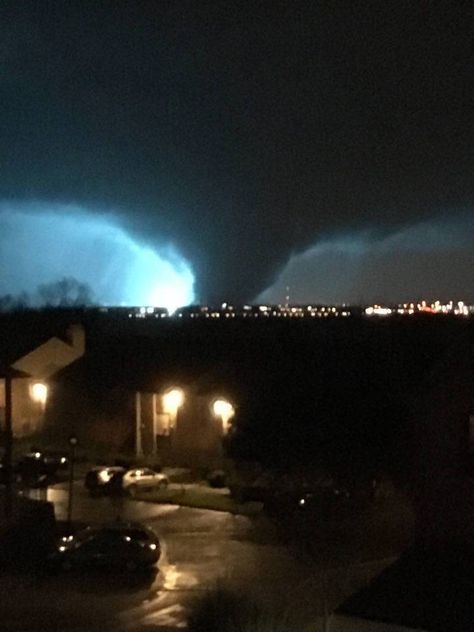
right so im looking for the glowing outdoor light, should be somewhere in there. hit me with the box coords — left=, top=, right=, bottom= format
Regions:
left=162, top=388, right=184, bottom=429
left=30, top=382, right=48, bottom=406
left=212, top=398, right=235, bottom=433
left=163, top=388, right=184, bottom=413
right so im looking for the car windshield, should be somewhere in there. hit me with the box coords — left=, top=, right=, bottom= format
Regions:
left=141, top=469, right=155, bottom=476
left=76, top=529, right=127, bottom=544
left=123, top=529, right=152, bottom=541
left=74, top=528, right=99, bottom=543
left=74, top=524, right=155, bottom=542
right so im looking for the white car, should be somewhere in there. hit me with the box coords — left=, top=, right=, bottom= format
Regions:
left=122, top=468, right=169, bottom=496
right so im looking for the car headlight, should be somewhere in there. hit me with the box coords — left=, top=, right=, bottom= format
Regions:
left=59, top=546, right=67, bottom=552
left=98, top=470, right=112, bottom=483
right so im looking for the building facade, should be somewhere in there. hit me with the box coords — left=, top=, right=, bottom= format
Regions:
left=0, top=325, right=85, bottom=437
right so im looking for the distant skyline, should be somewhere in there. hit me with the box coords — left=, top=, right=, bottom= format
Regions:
left=1, top=2, right=473, bottom=303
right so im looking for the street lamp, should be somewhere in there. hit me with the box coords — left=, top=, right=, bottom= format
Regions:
left=162, top=388, right=184, bottom=431
left=67, top=435, right=78, bottom=532
left=212, top=398, right=235, bottom=433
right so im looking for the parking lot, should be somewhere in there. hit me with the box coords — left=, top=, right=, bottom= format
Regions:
left=0, top=480, right=313, bottom=631
left=0, top=475, right=399, bottom=632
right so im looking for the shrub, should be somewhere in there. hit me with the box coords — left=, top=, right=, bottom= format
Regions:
left=207, top=469, right=227, bottom=488
left=188, top=588, right=293, bottom=632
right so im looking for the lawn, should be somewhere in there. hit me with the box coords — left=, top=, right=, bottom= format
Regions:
left=134, top=483, right=263, bottom=516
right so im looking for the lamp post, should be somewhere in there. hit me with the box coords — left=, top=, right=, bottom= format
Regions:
left=135, top=391, right=143, bottom=458
left=67, top=434, right=78, bottom=531
left=152, top=393, right=158, bottom=457
left=4, top=369, right=13, bottom=518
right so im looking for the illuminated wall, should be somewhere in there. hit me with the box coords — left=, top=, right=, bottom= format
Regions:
left=0, top=378, right=47, bottom=437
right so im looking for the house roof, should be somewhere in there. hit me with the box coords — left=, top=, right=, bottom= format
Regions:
left=0, top=366, right=30, bottom=379
left=336, top=545, right=474, bottom=631
left=0, top=320, right=83, bottom=378
left=0, top=330, right=52, bottom=377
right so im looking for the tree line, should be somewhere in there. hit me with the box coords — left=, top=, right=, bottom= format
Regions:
left=0, top=277, right=94, bottom=311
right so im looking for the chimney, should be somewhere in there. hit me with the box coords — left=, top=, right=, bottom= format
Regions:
left=66, top=324, right=85, bottom=357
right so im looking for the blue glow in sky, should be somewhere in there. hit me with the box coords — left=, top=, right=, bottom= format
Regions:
left=0, top=203, right=195, bottom=312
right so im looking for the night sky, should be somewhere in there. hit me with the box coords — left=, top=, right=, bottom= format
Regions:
left=1, top=1, right=473, bottom=306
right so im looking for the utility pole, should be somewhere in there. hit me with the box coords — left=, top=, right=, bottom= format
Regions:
left=4, top=369, right=13, bottom=518
left=152, top=393, right=158, bottom=457
left=135, top=391, right=143, bottom=458
left=67, top=435, right=78, bottom=531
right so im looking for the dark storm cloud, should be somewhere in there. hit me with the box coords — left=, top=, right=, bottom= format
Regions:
left=258, top=213, right=474, bottom=305
left=0, top=2, right=473, bottom=302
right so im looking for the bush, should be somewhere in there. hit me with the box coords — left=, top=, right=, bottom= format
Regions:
left=207, top=469, right=227, bottom=488
left=0, top=498, right=56, bottom=568
left=188, top=589, right=291, bottom=632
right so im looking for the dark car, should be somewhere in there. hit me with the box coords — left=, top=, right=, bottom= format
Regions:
left=264, top=483, right=350, bottom=518
left=42, top=451, right=69, bottom=471
left=51, top=523, right=160, bottom=572
left=17, top=450, right=68, bottom=487
left=84, top=466, right=126, bottom=496
left=295, top=485, right=350, bottom=512
left=18, top=450, right=68, bottom=473
left=83, top=520, right=161, bottom=548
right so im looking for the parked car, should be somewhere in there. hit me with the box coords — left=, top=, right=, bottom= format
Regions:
left=264, top=483, right=350, bottom=518
left=113, top=521, right=160, bottom=548
left=17, top=450, right=68, bottom=486
left=122, top=468, right=169, bottom=496
left=50, top=522, right=160, bottom=571
left=43, top=450, right=69, bottom=471
left=295, top=485, right=350, bottom=512
left=18, top=450, right=68, bottom=472
left=84, top=466, right=126, bottom=496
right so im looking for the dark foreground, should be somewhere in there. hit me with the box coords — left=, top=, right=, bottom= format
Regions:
left=0, top=482, right=400, bottom=631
